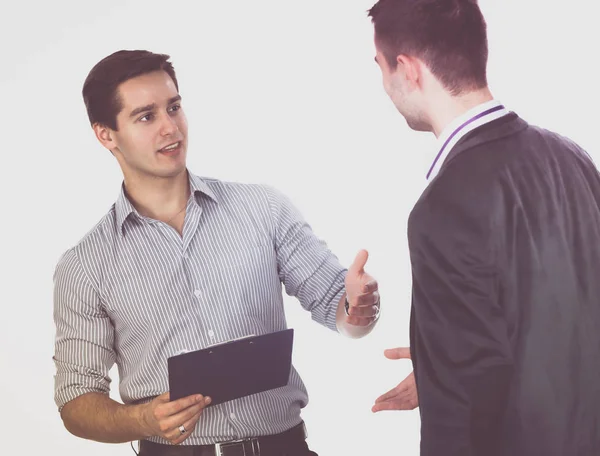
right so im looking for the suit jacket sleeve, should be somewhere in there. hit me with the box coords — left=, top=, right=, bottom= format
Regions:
left=408, top=171, right=514, bottom=456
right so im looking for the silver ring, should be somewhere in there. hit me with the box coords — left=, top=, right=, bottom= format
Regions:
left=178, top=425, right=187, bottom=435
left=374, top=304, right=381, bottom=319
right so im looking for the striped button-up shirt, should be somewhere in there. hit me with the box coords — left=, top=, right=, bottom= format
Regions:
left=53, top=172, right=347, bottom=445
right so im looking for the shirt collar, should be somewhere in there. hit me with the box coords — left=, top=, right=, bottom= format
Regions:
left=426, top=99, right=509, bottom=181
left=115, top=170, right=218, bottom=237
left=189, top=172, right=218, bottom=203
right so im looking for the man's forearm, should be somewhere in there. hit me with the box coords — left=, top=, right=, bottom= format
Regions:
left=336, top=293, right=378, bottom=338
left=60, top=392, right=150, bottom=444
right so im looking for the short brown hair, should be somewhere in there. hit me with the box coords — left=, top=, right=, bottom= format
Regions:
left=369, top=0, right=488, bottom=95
left=82, top=50, right=179, bottom=130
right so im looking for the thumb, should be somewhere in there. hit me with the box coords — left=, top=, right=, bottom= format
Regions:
left=384, top=347, right=411, bottom=360
left=349, top=249, right=369, bottom=275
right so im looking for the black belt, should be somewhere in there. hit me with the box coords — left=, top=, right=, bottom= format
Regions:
left=138, top=422, right=307, bottom=456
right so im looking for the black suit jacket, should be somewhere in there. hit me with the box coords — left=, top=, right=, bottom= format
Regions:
left=408, top=113, right=600, bottom=456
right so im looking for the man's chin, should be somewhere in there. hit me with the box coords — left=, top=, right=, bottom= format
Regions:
left=405, top=117, right=431, bottom=133
left=150, top=162, right=188, bottom=179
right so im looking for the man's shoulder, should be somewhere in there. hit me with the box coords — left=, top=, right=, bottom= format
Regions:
left=527, top=124, right=596, bottom=165
left=466, top=118, right=589, bottom=166
left=77, top=205, right=120, bottom=248
left=54, top=207, right=119, bottom=279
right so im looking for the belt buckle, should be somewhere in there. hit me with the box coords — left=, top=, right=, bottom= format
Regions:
left=215, top=438, right=261, bottom=456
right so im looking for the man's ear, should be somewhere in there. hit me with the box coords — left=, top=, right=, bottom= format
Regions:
left=93, top=123, right=117, bottom=154
left=396, top=54, right=423, bottom=91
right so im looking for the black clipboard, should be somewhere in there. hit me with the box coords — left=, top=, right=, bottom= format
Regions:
left=167, top=328, right=294, bottom=405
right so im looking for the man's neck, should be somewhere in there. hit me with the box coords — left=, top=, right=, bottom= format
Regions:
left=428, top=87, right=494, bottom=138
left=123, top=169, right=191, bottom=221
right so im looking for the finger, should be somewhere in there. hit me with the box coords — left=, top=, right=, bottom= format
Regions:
left=174, top=397, right=210, bottom=424
left=348, top=249, right=369, bottom=276
left=346, top=315, right=376, bottom=327
left=166, top=408, right=204, bottom=444
left=163, top=394, right=206, bottom=416
left=163, top=399, right=209, bottom=438
left=360, top=280, right=378, bottom=294
left=384, top=347, right=411, bottom=360
left=372, top=399, right=417, bottom=412
left=347, top=304, right=379, bottom=318
left=374, top=387, right=401, bottom=404
left=372, top=401, right=401, bottom=412
left=354, top=291, right=380, bottom=307
left=374, top=379, right=413, bottom=403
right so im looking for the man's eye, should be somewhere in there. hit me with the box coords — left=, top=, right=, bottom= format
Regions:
left=169, top=104, right=181, bottom=113
left=140, top=113, right=154, bottom=122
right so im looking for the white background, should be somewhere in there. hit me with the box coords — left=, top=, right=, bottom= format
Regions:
left=1, top=0, right=598, bottom=454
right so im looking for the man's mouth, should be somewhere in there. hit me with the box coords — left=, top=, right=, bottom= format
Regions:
left=158, top=141, right=181, bottom=153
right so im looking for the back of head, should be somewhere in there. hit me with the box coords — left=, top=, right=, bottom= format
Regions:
left=369, top=0, right=488, bottom=95
left=82, top=50, right=178, bottom=131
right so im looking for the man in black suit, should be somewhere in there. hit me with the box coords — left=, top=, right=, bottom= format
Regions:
left=367, top=1, right=600, bottom=455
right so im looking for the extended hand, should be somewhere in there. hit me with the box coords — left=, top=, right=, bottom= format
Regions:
left=344, top=250, right=380, bottom=327
left=372, top=348, right=418, bottom=412
left=140, top=392, right=211, bottom=444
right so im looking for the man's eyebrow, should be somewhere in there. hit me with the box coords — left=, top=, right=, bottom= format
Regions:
left=129, top=96, right=182, bottom=118
left=130, top=103, right=156, bottom=118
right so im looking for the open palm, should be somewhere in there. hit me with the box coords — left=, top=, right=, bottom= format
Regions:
left=372, top=347, right=419, bottom=412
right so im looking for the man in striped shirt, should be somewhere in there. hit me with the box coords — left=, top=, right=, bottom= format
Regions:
left=52, top=50, right=382, bottom=456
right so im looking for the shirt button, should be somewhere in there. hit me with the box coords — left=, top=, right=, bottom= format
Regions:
left=194, top=289, right=201, bottom=297
left=208, top=330, right=215, bottom=338
left=230, top=413, right=236, bottom=420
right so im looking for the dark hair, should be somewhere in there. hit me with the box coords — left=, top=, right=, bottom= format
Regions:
left=368, top=0, right=488, bottom=95
left=82, top=50, right=179, bottom=130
